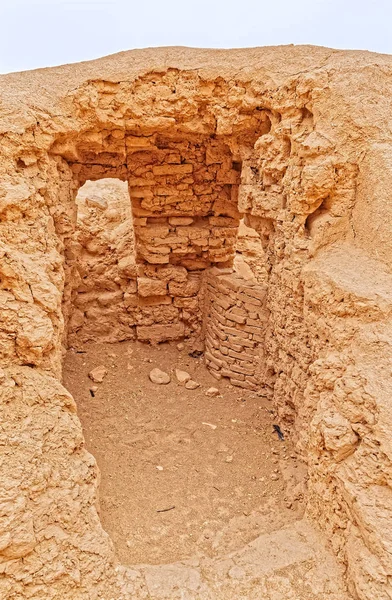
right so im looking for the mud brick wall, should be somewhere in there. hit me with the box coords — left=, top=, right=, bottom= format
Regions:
left=205, top=268, right=268, bottom=390
left=68, top=133, right=242, bottom=346
left=127, top=135, right=241, bottom=344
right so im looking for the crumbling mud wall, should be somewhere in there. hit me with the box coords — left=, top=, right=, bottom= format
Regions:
left=1, top=46, right=392, bottom=599
left=68, top=178, right=137, bottom=344
left=234, top=219, right=268, bottom=283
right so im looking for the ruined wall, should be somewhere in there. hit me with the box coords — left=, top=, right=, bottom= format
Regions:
left=205, top=268, right=268, bottom=391
left=69, top=136, right=241, bottom=346
left=1, top=46, right=392, bottom=599
left=128, top=135, right=240, bottom=344
left=68, top=178, right=137, bottom=344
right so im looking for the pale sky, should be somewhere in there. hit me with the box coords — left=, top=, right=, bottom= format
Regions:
left=0, top=0, right=390, bottom=74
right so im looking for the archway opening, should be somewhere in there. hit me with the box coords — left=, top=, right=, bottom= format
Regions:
left=68, top=178, right=137, bottom=346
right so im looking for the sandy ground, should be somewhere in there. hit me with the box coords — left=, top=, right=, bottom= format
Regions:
left=63, top=340, right=307, bottom=566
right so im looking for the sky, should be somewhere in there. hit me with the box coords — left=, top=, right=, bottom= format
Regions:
left=0, top=0, right=390, bottom=74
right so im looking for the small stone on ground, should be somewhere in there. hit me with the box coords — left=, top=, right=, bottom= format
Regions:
left=175, top=369, right=191, bottom=384
left=206, top=387, right=220, bottom=397
left=88, top=365, right=108, bottom=383
left=149, top=368, right=171, bottom=385
left=185, top=379, right=200, bottom=390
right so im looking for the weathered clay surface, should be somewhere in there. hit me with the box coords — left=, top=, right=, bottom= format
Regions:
left=1, top=45, right=392, bottom=598
left=114, top=520, right=350, bottom=599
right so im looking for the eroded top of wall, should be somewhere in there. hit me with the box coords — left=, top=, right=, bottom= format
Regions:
left=1, top=45, right=392, bottom=134
left=2, top=45, right=392, bottom=265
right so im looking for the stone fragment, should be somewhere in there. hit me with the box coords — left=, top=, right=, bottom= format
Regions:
left=175, top=369, right=191, bottom=384
left=176, top=342, right=185, bottom=351
left=185, top=379, right=200, bottom=390
left=137, top=277, right=167, bottom=297
left=149, top=368, right=171, bottom=385
left=205, top=387, right=220, bottom=397
left=88, top=366, right=108, bottom=383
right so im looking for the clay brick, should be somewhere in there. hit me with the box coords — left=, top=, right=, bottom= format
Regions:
left=205, top=351, right=226, bottom=369
left=206, top=360, right=221, bottom=372
left=152, top=164, right=193, bottom=176
left=136, top=323, right=184, bottom=343
left=227, top=335, right=254, bottom=348
left=245, top=375, right=258, bottom=384
left=221, top=339, right=243, bottom=353
left=226, top=312, right=247, bottom=325
left=139, top=250, right=170, bottom=264
left=156, top=186, right=192, bottom=196
left=231, top=361, right=255, bottom=375
left=217, top=324, right=249, bottom=339
left=144, top=264, right=188, bottom=282
left=230, top=378, right=258, bottom=390
left=126, top=135, right=156, bottom=149
left=228, top=349, right=255, bottom=361
left=210, top=370, right=222, bottom=381
left=230, top=363, right=255, bottom=376
left=237, top=293, right=262, bottom=306
left=211, top=302, right=226, bottom=316
left=222, top=354, right=234, bottom=365
left=205, top=337, right=215, bottom=351
left=221, top=368, right=245, bottom=381
left=209, top=346, right=228, bottom=362
left=137, top=277, right=167, bottom=297
left=129, top=188, right=154, bottom=199
left=208, top=216, right=238, bottom=227
left=243, top=324, right=263, bottom=334
left=214, top=296, right=233, bottom=310
left=231, top=306, right=247, bottom=317
left=211, top=310, right=227, bottom=327
left=128, top=177, right=155, bottom=187
left=209, top=324, right=227, bottom=341
left=169, top=278, right=200, bottom=297
left=173, top=297, right=198, bottom=309
left=168, top=217, right=194, bottom=226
